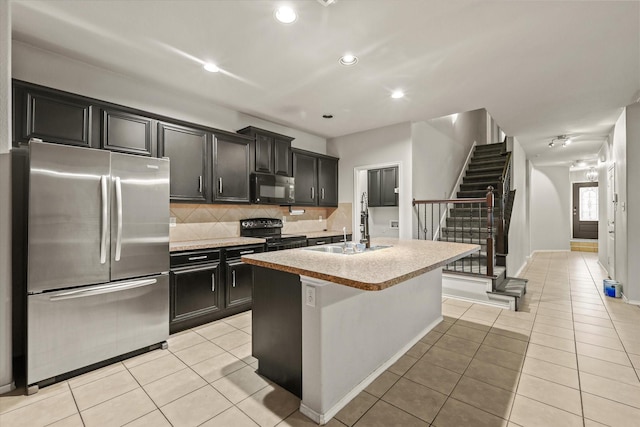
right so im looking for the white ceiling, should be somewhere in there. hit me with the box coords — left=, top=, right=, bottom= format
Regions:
left=10, top=0, right=640, bottom=166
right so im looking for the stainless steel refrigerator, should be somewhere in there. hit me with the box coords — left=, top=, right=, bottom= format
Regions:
left=23, top=141, right=170, bottom=391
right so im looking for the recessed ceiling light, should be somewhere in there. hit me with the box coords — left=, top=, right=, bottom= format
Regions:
left=275, top=6, right=297, bottom=24
left=391, top=90, right=405, bottom=99
left=203, top=63, right=219, bottom=73
left=339, top=54, right=358, bottom=66
left=322, top=114, right=334, bottom=119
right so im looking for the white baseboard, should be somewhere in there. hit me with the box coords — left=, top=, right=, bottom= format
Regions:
left=0, top=382, right=15, bottom=394
left=513, top=260, right=528, bottom=278
left=299, top=316, right=442, bottom=425
left=622, top=295, right=640, bottom=306
left=596, top=260, right=611, bottom=278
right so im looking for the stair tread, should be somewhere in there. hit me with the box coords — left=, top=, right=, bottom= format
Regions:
left=472, top=153, right=505, bottom=160
left=463, top=174, right=503, bottom=180
left=467, top=166, right=504, bottom=172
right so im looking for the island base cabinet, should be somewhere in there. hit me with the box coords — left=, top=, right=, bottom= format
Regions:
left=252, top=267, right=302, bottom=398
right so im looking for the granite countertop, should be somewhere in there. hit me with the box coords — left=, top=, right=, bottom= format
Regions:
left=241, top=238, right=480, bottom=291
left=170, top=237, right=266, bottom=252
left=304, top=230, right=352, bottom=239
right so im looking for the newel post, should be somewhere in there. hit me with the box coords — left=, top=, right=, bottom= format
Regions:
left=486, top=186, right=494, bottom=277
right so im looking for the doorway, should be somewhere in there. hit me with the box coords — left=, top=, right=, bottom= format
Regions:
left=352, top=162, right=402, bottom=242
left=572, top=182, right=598, bottom=239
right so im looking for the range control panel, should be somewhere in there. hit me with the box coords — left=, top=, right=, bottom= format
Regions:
left=240, top=218, right=284, bottom=230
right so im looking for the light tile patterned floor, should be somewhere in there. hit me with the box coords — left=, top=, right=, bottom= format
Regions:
left=2, top=251, right=640, bottom=426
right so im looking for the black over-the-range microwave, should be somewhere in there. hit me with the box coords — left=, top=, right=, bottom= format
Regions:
left=250, top=173, right=295, bottom=205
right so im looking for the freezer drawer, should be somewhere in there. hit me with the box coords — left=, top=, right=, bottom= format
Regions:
left=27, top=274, right=169, bottom=385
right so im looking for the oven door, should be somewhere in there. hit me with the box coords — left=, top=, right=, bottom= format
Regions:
left=251, top=173, right=295, bottom=205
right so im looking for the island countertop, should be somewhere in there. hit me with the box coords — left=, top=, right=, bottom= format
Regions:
left=242, top=238, right=479, bottom=291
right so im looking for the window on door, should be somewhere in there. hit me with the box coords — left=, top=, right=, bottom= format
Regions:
left=573, top=182, right=598, bottom=239
left=579, top=186, right=598, bottom=221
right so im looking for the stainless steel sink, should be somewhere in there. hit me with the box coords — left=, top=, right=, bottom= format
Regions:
left=304, top=243, right=392, bottom=255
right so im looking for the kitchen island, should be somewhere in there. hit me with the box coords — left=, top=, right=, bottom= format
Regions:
left=242, top=238, right=479, bottom=425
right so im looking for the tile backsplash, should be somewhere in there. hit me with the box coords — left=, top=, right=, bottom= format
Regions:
left=169, top=203, right=353, bottom=242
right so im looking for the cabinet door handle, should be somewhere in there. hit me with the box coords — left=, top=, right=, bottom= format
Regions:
left=240, top=250, right=254, bottom=255
left=232, top=270, right=236, bottom=287
left=219, top=177, right=223, bottom=194
left=311, top=187, right=315, bottom=200
left=321, top=188, right=325, bottom=199
left=316, top=240, right=326, bottom=245
left=188, top=255, right=208, bottom=261
left=198, top=176, right=203, bottom=194
left=211, top=273, right=215, bottom=292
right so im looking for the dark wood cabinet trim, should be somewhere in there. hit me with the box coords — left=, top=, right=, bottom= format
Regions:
left=101, top=109, right=153, bottom=156
left=24, top=90, right=92, bottom=148
left=213, top=133, right=251, bottom=203
left=237, top=126, right=294, bottom=177
left=158, top=121, right=210, bottom=203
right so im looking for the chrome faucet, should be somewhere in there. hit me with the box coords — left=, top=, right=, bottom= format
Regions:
left=360, top=192, right=370, bottom=248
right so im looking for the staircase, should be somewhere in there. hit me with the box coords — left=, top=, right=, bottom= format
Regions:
left=415, top=141, right=527, bottom=310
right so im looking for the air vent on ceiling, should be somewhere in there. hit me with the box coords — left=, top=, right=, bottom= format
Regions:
left=317, top=0, right=337, bottom=6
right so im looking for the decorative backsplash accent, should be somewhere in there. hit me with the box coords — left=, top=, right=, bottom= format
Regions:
left=169, top=203, right=353, bottom=242
left=326, top=202, right=352, bottom=233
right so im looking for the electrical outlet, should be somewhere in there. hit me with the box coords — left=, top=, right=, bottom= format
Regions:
left=169, top=217, right=176, bottom=228
left=306, top=286, right=316, bottom=307
left=319, top=215, right=323, bottom=222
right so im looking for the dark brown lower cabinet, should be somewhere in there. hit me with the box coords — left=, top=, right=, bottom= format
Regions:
left=170, top=244, right=264, bottom=333
left=226, top=260, right=254, bottom=308
left=170, top=251, right=222, bottom=333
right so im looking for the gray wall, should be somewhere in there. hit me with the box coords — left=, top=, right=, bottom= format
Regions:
left=327, top=122, right=413, bottom=239
left=411, top=109, right=487, bottom=202
left=529, top=165, right=571, bottom=251
left=0, top=0, right=13, bottom=392
left=12, top=41, right=327, bottom=154
left=506, top=137, right=530, bottom=276
left=625, top=103, right=640, bottom=302
left=610, top=109, right=628, bottom=299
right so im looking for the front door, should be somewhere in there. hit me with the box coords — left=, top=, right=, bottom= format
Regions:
left=573, top=182, right=598, bottom=239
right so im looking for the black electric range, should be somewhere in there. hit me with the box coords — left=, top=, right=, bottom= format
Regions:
left=239, top=218, right=307, bottom=251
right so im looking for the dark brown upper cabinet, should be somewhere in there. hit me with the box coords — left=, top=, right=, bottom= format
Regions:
left=213, top=133, right=251, bottom=203
left=158, top=122, right=210, bottom=203
left=318, top=157, right=338, bottom=207
left=292, top=149, right=339, bottom=207
left=14, top=85, right=93, bottom=148
left=101, top=109, right=154, bottom=156
left=237, top=126, right=294, bottom=176
left=368, top=166, right=398, bottom=207
left=292, top=150, right=318, bottom=206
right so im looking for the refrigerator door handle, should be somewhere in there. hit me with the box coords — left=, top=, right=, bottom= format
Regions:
left=100, top=175, right=108, bottom=264
left=114, top=176, right=123, bottom=261
left=49, top=278, right=157, bottom=301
